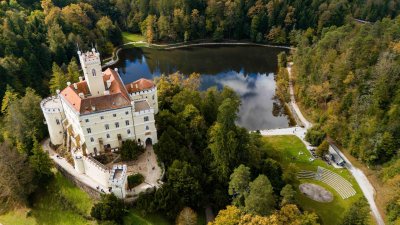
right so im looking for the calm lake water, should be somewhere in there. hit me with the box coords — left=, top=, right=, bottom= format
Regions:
left=115, top=45, right=292, bottom=130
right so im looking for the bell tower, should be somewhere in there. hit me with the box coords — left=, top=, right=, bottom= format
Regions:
left=78, top=48, right=105, bottom=97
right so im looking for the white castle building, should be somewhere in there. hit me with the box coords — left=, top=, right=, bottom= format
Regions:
left=41, top=48, right=159, bottom=198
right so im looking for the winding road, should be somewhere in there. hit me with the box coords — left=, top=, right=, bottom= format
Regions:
left=259, top=63, right=385, bottom=225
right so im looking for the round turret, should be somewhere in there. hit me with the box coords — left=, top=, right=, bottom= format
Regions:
left=40, top=96, right=65, bottom=145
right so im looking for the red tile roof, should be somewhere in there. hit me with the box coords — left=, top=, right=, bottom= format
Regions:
left=125, top=78, right=155, bottom=93
left=60, top=68, right=132, bottom=114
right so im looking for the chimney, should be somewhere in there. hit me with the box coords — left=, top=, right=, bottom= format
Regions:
left=106, top=80, right=112, bottom=89
left=135, top=83, right=138, bottom=89
left=78, top=93, right=84, bottom=99
left=130, top=83, right=133, bottom=89
left=79, top=76, right=83, bottom=82
left=104, top=90, right=110, bottom=95
left=114, top=68, right=118, bottom=72
left=56, top=89, right=60, bottom=94
left=73, top=83, right=78, bottom=90
left=67, top=81, right=71, bottom=86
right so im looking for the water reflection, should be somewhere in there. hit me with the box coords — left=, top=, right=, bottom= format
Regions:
left=114, top=45, right=291, bottom=130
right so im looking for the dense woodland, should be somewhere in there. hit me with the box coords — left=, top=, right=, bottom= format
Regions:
left=1, top=0, right=400, bottom=110
left=133, top=73, right=321, bottom=224
left=292, top=17, right=400, bottom=224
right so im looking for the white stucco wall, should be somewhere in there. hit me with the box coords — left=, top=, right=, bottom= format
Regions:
left=82, top=156, right=110, bottom=187
left=80, top=106, right=136, bottom=155
left=41, top=97, right=65, bottom=145
left=133, top=109, right=157, bottom=145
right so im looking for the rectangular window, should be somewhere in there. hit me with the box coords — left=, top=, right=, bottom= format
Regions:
left=145, top=125, right=149, bottom=130
left=106, top=134, right=110, bottom=138
left=90, top=137, right=94, bottom=142
left=125, top=120, right=129, bottom=126
left=87, top=128, right=91, bottom=133
left=127, top=129, right=131, bottom=134
left=56, top=119, right=60, bottom=125
left=115, top=122, right=119, bottom=128
left=113, top=114, right=116, bottom=117
left=125, top=111, right=129, bottom=115
left=105, top=124, right=109, bottom=130
left=85, top=119, right=89, bottom=123
left=144, top=116, right=149, bottom=122
left=100, top=116, right=104, bottom=120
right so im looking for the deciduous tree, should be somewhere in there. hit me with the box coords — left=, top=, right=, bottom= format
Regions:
left=244, top=174, right=276, bottom=216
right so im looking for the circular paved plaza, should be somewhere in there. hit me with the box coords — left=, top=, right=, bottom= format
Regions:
left=299, top=183, right=333, bottom=203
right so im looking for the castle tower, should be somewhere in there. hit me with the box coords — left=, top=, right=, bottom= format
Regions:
left=40, top=96, right=65, bottom=145
left=78, top=48, right=106, bottom=97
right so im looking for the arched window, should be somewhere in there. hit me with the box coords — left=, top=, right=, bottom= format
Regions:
left=145, top=125, right=149, bottom=130
left=92, top=69, right=96, bottom=76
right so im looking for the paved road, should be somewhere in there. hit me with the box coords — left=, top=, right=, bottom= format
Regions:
left=41, top=138, right=110, bottom=194
left=259, top=63, right=385, bottom=225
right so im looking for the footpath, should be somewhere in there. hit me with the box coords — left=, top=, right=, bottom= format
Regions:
left=258, top=63, right=385, bottom=225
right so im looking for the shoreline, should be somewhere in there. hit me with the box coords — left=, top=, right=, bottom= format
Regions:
left=102, top=40, right=294, bottom=69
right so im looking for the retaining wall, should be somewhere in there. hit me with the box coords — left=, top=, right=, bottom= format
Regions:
left=54, top=163, right=101, bottom=200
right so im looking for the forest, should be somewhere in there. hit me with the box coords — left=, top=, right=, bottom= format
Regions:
left=1, top=0, right=400, bottom=110
left=292, top=17, right=400, bottom=224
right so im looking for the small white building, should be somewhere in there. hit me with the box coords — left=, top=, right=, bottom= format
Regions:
left=41, top=48, right=159, bottom=198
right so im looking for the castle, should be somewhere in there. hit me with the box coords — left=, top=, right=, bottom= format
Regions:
left=41, top=48, right=159, bottom=198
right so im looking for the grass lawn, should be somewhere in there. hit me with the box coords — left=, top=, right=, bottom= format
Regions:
left=122, top=32, right=145, bottom=43
left=124, top=208, right=206, bottom=225
left=124, top=209, right=172, bottom=225
left=262, top=135, right=365, bottom=225
left=0, top=171, right=95, bottom=225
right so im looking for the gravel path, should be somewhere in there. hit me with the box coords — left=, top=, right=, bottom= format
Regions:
left=258, top=63, right=385, bottom=225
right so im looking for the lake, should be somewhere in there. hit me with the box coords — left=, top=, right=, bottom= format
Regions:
left=114, top=45, right=292, bottom=130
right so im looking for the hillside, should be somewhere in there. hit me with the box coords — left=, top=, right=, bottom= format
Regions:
left=293, top=17, right=400, bottom=224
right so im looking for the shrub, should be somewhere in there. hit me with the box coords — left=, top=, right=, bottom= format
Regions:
left=120, top=139, right=145, bottom=161
left=128, top=173, right=145, bottom=189
left=176, top=207, right=197, bottom=225
left=305, top=126, right=326, bottom=146
left=90, top=193, right=127, bottom=224
left=316, top=140, right=329, bottom=157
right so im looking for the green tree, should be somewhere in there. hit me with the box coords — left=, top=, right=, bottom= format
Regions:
left=127, top=173, right=145, bottom=189
left=244, top=175, right=276, bottom=216
left=316, top=140, right=329, bottom=158
left=120, top=139, right=145, bottom=161
left=49, top=63, right=67, bottom=94
left=66, top=58, right=80, bottom=83
left=3, top=88, right=46, bottom=152
left=341, top=198, right=370, bottom=225
left=229, top=164, right=251, bottom=207
left=208, top=97, right=244, bottom=181
left=280, top=184, right=296, bottom=206
left=167, top=160, right=203, bottom=207
left=261, top=158, right=285, bottom=193
left=29, top=137, right=53, bottom=185
left=282, top=163, right=298, bottom=184
left=305, top=126, right=326, bottom=146
left=0, top=142, right=35, bottom=214
left=90, top=194, right=127, bottom=224
left=1, top=85, right=18, bottom=114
